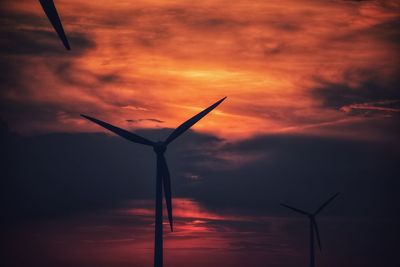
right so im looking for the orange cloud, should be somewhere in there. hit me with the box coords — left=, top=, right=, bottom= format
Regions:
left=0, top=0, right=398, bottom=141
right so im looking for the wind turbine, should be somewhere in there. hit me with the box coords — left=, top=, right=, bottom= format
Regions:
left=281, top=193, right=339, bottom=267
left=81, top=97, right=226, bottom=267
left=39, top=0, right=70, bottom=50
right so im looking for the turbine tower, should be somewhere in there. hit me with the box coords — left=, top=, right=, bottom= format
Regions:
left=281, top=193, right=339, bottom=267
left=39, top=0, right=70, bottom=50
left=81, top=97, right=226, bottom=267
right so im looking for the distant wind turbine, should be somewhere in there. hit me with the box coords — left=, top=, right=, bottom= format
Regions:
left=81, top=97, right=226, bottom=267
left=281, top=193, right=339, bottom=267
left=39, top=0, right=70, bottom=50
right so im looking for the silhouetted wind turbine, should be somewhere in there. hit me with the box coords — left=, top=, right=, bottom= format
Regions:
left=281, top=193, right=339, bottom=267
left=39, top=0, right=70, bottom=50
left=81, top=97, right=226, bottom=267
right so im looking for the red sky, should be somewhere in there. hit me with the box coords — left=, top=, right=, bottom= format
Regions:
left=4, top=198, right=334, bottom=267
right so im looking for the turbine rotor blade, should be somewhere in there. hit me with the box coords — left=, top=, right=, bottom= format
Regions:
left=312, top=217, right=322, bottom=251
left=164, top=97, right=227, bottom=145
left=160, top=154, right=173, bottom=232
left=81, top=115, right=154, bottom=146
left=314, top=192, right=340, bottom=215
left=280, top=204, right=309, bottom=216
left=39, top=0, right=70, bottom=50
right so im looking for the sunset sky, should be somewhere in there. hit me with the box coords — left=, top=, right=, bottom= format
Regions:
left=1, top=0, right=399, bottom=267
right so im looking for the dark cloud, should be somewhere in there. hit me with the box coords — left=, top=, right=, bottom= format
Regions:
left=49, top=61, right=121, bottom=89
left=1, top=121, right=399, bottom=224
left=0, top=123, right=221, bottom=224
left=0, top=28, right=94, bottom=56
left=126, top=118, right=165, bottom=123
left=330, top=17, right=400, bottom=48
left=186, top=133, right=400, bottom=220
left=364, top=18, right=400, bottom=44
left=0, top=1, right=95, bottom=56
left=312, top=68, right=400, bottom=110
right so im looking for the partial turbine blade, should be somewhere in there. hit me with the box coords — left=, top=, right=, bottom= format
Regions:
left=312, top=218, right=322, bottom=251
left=39, top=0, right=70, bottom=50
left=280, top=204, right=309, bottom=216
left=164, top=97, right=227, bottom=145
left=81, top=115, right=154, bottom=146
left=160, top=154, right=173, bottom=232
left=314, top=192, right=340, bottom=215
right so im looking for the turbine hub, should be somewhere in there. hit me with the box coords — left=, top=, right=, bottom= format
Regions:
left=153, top=141, right=167, bottom=154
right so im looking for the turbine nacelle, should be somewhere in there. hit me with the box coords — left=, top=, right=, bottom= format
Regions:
left=153, top=142, right=167, bottom=154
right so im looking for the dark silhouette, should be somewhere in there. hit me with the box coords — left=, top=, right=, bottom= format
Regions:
left=39, top=0, right=70, bottom=50
left=81, top=97, right=226, bottom=267
left=281, top=193, right=339, bottom=267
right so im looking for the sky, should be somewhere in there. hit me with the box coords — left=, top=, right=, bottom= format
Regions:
left=0, top=0, right=399, bottom=267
